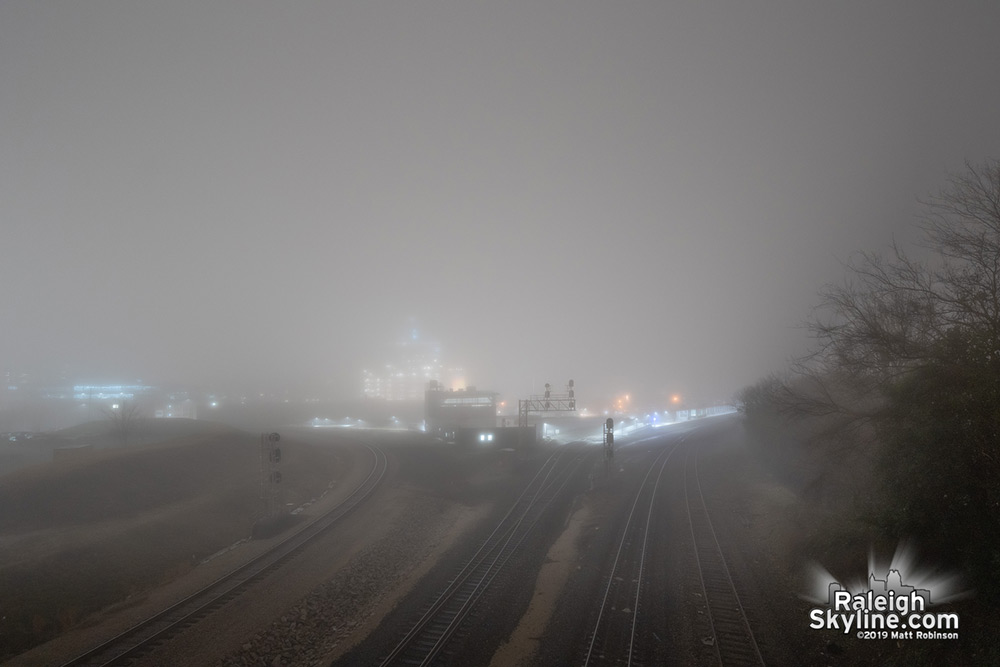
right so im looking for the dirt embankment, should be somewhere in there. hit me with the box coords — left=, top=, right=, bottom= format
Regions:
left=0, top=428, right=352, bottom=662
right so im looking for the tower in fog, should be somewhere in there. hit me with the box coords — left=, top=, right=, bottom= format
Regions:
left=362, top=327, right=464, bottom=401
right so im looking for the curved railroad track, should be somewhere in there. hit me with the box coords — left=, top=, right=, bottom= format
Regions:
left=378, top=445, right=586, bottom=667
left=684, top=444, right=764, bottom=666
left=61, top=443, right=389, bottom=667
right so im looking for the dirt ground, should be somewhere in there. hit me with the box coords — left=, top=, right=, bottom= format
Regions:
left=489, top=497, right=594, bottom=667
left=4, top=421, right=989, bottom=665
left=696, top=422, right=989, bottom=666
left=0, top=427, right=356, bottom=663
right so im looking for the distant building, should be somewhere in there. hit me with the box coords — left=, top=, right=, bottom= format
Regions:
left=425, top=381, right=536, bottom=447
left=424, top=382, right=497, bottom=439
left=0, top=369, right=30, bottom=412
left=72, top=384, right=155, bottom=404
left=154, top=397, right=197, bottom=419
left=362, top=328, right=463, bottom=401
left=0, top=371, right=213, bottom=430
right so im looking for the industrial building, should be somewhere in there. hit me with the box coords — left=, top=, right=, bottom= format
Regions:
left=424, top=381, right=535, bottom=447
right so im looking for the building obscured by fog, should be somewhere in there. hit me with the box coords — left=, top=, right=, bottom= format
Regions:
left=0, top=372, right=209, bottom=432
left=424, top=381, right=497, bottom=438
left=362, top=329, right=464, bottom=401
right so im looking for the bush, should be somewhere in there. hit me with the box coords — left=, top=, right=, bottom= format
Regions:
left=874, top=329, right=1000, bottom=600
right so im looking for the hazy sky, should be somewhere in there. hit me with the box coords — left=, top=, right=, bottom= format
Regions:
left=3, top=2, right=999, bottom=406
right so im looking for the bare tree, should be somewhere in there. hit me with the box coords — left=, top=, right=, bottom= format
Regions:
left=777, top=159, right=1000, bottom=425
left=920, top=160, right=1000, bottom=340
left=103, top=401, right=143, bottom=446
left=742, top=161, right=1000, bottom=594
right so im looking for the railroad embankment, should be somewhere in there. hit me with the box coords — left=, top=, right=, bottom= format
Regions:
left=0, top=427, right=350, bottom=662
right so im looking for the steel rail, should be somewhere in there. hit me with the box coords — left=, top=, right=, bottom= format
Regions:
left=61, top=443, right=388, bottom=667
left=583, top=439, right=680, bottom=666
left=684, top=445, right=764, bottom=666
left=379, top=446, right=584, bottom=666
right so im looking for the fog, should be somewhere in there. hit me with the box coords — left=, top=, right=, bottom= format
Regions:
left=3, top=2, right=1000, bottom=414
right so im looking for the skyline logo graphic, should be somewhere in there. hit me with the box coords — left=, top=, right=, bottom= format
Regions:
left=803, top=541, right=970, bottom=639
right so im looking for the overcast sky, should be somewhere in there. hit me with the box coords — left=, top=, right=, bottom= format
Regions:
left=2, top=2, right=999, bottom=407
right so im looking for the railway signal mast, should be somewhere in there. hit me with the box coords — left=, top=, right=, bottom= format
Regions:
left=260, top=431, right=282, bottom=518
left=604, top=417, right=614, bottom=461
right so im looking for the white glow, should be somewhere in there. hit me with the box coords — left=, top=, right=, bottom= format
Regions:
left=801, top=540, right=973, bottom=606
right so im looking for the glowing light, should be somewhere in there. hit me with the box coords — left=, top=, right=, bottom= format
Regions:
left=802, top=540, right=972, bottom=606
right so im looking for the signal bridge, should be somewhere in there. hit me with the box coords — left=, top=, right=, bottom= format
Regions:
left=518, top=380, right=576, bottom=428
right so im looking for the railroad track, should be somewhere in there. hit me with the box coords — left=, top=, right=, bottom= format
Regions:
left=583, top=439, right=681, bottom=666
left=684, top=444, right=764, bottom=666
left=61, top=444, right=389, bottom=667
left=378, top=445, right=586, bottom=666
